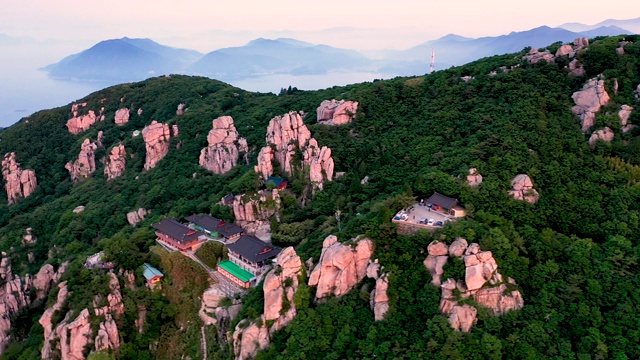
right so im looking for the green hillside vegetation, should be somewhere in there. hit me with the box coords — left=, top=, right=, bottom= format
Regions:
left=0, top=34, right=639, bottom=359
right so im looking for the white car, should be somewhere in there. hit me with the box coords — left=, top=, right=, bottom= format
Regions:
left=427, top=219, right=435, bottom=226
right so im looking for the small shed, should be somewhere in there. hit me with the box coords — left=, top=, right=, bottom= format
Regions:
left=143, top=263, right=164, bottom=284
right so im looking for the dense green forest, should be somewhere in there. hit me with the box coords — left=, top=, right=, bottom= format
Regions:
left=1, top=35, right=640, bottom=359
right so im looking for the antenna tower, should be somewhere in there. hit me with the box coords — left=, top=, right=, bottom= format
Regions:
left=430, top=49, right=435, bottom=74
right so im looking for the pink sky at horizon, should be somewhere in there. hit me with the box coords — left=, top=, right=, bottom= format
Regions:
left=1, top=1, right=638, bottom=51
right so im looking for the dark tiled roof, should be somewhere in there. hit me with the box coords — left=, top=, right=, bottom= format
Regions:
left=222, top=193, right=235, bottom=204
left=227, top=235, right=281, bottom=263
left=426, top=192, right=459, bottom=209
left=186, top=214, right=223, bottom=232
left=218, top=223, right=244, bottom=238
left=152, top=218, right=204, bottom=243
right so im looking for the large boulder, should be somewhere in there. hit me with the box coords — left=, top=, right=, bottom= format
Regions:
left=308, top=235, right=374, bottom=299
left=232, top=190, right=281, bottom=241
left=142, top=120, right=171, bottom=170
left=466, top=168, right=483, bottom=186
left=199, top=116, right=249, bottom=174
left=104, top=144, right=127, bottom=180
left=370, top=274, right=390, bottom=321
left=509, top=174, right=539, bottom=203
left=40, top=282, right=69, bottom=358
left=114, top=108, right=130, bottom=126
left=2, top=152, right=37, bottom=205
left=447, top=305, right=477, bottom=332
left=126, top=208, right=148, bottom=227
left=572, top=77, right=610, bottom=132
left=588, top=127, right=615, bottom=148
left=316, top=99, right=358, bottom=125
left=66, top=108, right=98, bottom=135
left=619, top=105, right=635, bottom=133
left=65, top=138, right=98, bottom=182
left=56, top=308, right=92, bottom=360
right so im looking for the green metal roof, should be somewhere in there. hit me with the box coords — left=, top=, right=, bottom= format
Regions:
left=142, top=263, right=163, bottom=281
left=218, top=259, right=254, bottom=283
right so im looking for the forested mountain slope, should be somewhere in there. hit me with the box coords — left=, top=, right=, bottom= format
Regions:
left=0, top=35, right=639, bottom=359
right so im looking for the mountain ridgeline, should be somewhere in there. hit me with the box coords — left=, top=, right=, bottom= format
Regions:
left=1, top=35, right=640, bottom=359
left=42, top=22, right=638, bottom=83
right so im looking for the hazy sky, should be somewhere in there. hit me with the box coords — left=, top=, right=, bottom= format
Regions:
left=1, top=0, right=637, bottom=51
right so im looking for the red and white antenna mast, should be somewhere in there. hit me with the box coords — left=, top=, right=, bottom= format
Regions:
left=430, top=49, right=435, bottom=74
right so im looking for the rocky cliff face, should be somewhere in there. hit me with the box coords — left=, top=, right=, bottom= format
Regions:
left=2, top=152, right=37, bottom=205
left=41, top=272, right=124, bottom=359
left=254, top=111, right=334, bottom=189
left=308, top=235, right=374, bottom=299
left=572, top=77, right=610, bottom=133
left=114, top=108, right=130, bottom=126
left=588, top=127, right=615, bottom=147
left=126, top=208, right=148, bottom=226
left=424, top=239, right=524, bottom=332
left=142, top=120, right=171, bottom=170
left=199, top=116, right=248, bottom=174
left=232, top=190, right=281, bottom=241
left=104, top=144, right=127, bottom=180
left=0, top=254, right=65, bottom=352
left=508, top=174, right=539, bottom=203
left=233, top=316, right=270, bottom=360
left=65, top=138, right=98, bottom=182
left=263, top=247, right=303, bottom=331
left=316, top=100, right=358, bottom=125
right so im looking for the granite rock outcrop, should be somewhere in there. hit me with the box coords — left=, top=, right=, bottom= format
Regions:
left=0, top=255, right=65, bottom=352
left=588, top=127, right=615, bottom=147
left=467, top=168, right=482, bottom=186
left=369, top=273, right=389, bottom=321
left=104, top=144, right=127, bottom=180
left=65, top=138, right=98, bottom=182
left=233, top=316, right=270, bottom=360
left=424, top=240, right=524, bottom=332
left=142, top=120, right=171, bottom=170
left=127, top=208, right=148, bottom=227
left=199, top=116, right=248, bottom=174
left=316, top=100, right=358, bottom=125
left=508, top=174, right=539, bottom=203
left=232, top=190, right=281, bottom=241
left=308, top=235, right=374, bottom=299
left=67, top=102, right=99, bottom=135
left=114, top=108, right=130, bottom=126
left=263, top=247, right=304, bottom=331
left=619, top=105, right=635, bottom=132
left=254, top=111, right=334, bottom=190
left=2, top=152, right=37, bottom=205
left=572, top=77, right=610, bottom=132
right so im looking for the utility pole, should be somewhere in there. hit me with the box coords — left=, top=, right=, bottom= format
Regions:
left=430, top=49, right=435, bottom=74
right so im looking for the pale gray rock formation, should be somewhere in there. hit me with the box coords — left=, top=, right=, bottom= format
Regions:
left=572, top=77, right=610, bottom=132
left=142, top=121, right=171, bottom=170
left=568, top=59, right=585, bottom=77
left=308, top=235, right=374, bottom=299
left=508, top=174, right=539, bottom=203
left=2, top=152, right=37, bottom=205
left=423, top=240, right=449, bottom=287
left=370, top=274, right=389, bottom=321
left=425, top=240, right=524, bottom=332
left=176, top=103, right=185, bottom=116
left=467, top=168, right=482, bottom=186
left=589, top=127, right=615, bottom=147
left=22, top=227, right=36, bottom=245
left=254, top=111, right=334, bottom=190
left=232, top=190, right=281, bottom=241
left=127, top=208, right=148, bottom=226
left=316, top=100, right=358, bottom=125
left=114, top=108, right=130, bottom=126
left=104, top=144, right=126, bottom=180
left=65, top=138, right=98, bottom=182
left=199, top=116, right=248, bottom=174
left=263, top=247, right=304, bottom=331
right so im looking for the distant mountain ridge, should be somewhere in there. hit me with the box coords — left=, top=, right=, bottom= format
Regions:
left=43, top=22, right=637, bottom=82
left=559, top=17, right=640, bottom=34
